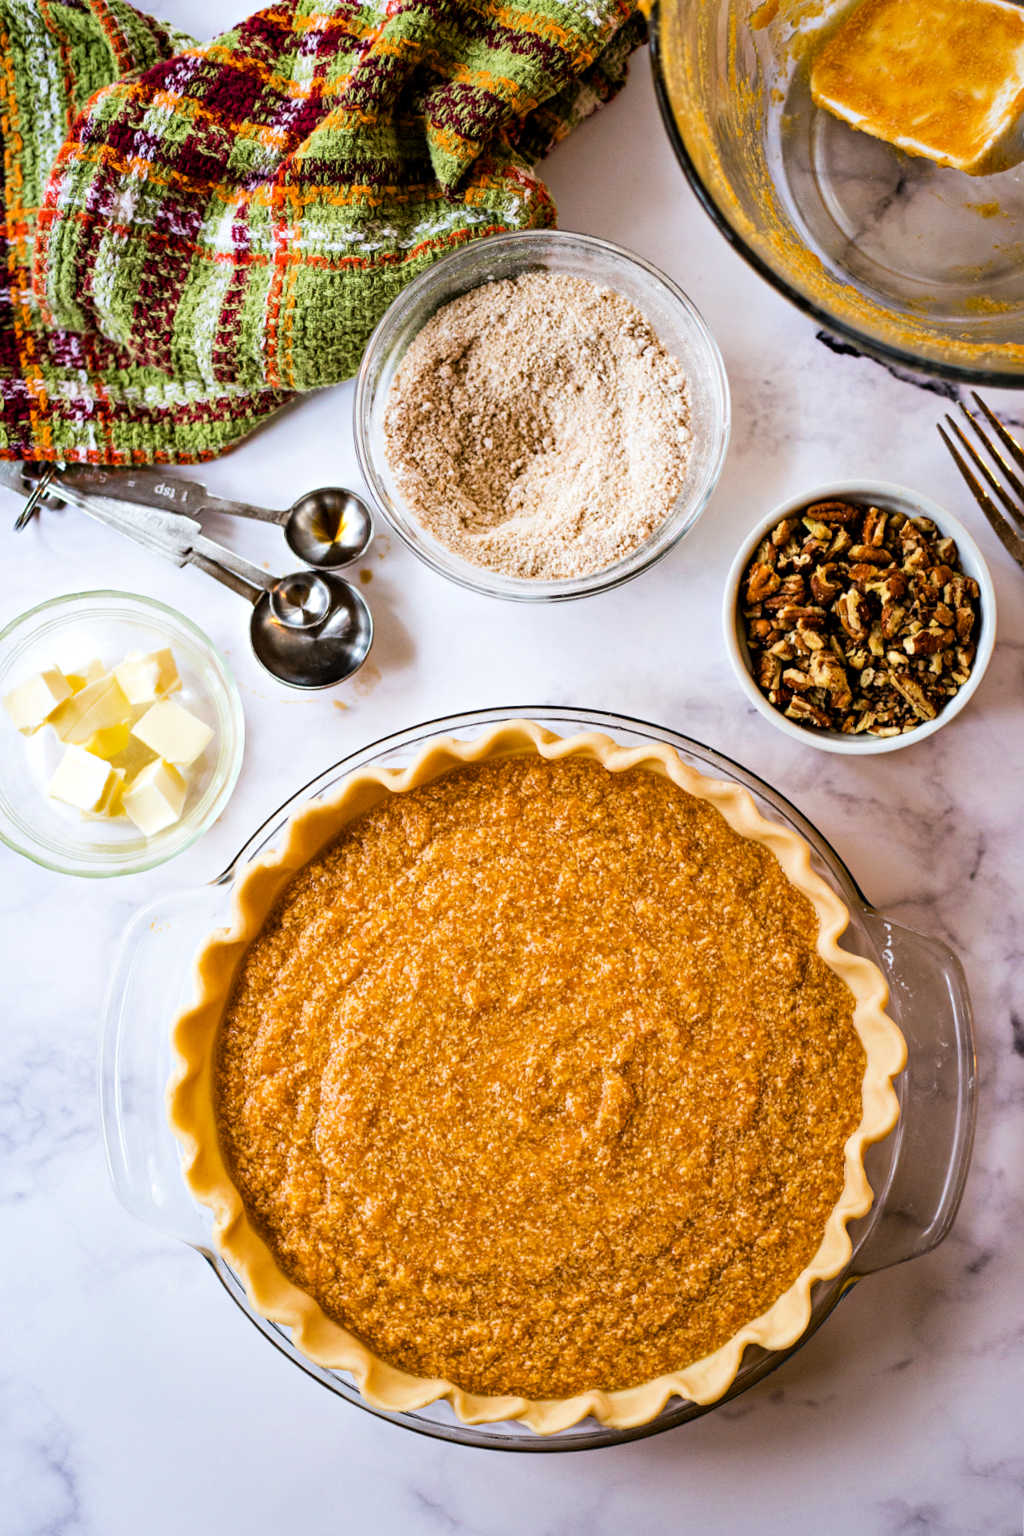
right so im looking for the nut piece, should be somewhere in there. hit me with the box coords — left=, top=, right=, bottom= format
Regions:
left=745, top=563, right=780, bottom=603
left=739, top=499, right=980, bottom=737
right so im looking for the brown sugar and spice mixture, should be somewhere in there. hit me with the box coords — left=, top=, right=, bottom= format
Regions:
left=383, top=272, right=692, bottom=580
left=214, top=756, right=865, bottom=1400
left=741, top=500, right=980, bottom=736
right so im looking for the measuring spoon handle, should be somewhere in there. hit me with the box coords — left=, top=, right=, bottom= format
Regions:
left=190, top=535, right=274, bottom=605
left=195, top=492, right=287, bottom=526
left=58, top=466, right=285, bottom=526
left=55, top=484, right=276, bottom=606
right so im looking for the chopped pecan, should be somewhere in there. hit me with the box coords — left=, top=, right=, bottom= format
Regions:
left=847, top=545, right=894, bottom=566
left=862, top=506, right=888, bottom=546
left=890, top=674, right=938, bottom=720
left=774, top=603, right=826, bottom=623
left=755, top=654, right=781, bottom=689
left=745, top=563, right=780, bottom=603
left=809, top=651, right=851, bottom=707
left=784, top=696, right=833, bottom=729
left=849, top=563, right=886, bottom=584
left=802, top=521, right=832, bottom=546
left=810, top=563, right=843, bottom=603
left=903, top=627, right=948, bottom=657
left=805, top=499, right=861, bottom=524
left=879, top=571, right=908, bottom=601
left=797, top=622, right=825, bottom=650
left=836, top=589, right=870, bottom=639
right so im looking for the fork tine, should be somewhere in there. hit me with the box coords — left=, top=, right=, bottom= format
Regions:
left=959, top=400, right=1024, bottom=516
left=971, top=391, right=1024, bottom=474
left=938, top=420, right=1024, bottom=570
left=939, top=422, right=1001, bottom=519
left=946, top=415, right=1024, bottom=530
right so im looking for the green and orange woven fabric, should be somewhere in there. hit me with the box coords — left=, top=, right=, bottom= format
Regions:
left=0, top=0, right=644, bottom=464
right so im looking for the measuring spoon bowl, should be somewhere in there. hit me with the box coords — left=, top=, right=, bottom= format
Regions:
left=283, top=488, right=374, bottom=570
left=251, top=572, right=373, bottom=689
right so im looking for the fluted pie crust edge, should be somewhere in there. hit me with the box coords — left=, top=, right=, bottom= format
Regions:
left=168, top=721, right=906, bottom=1435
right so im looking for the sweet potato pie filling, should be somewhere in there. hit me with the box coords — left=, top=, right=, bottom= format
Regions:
left=213, top=756, right=865, bottom=1399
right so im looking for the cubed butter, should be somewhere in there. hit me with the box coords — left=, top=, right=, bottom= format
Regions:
left=114, top=647, right=181, bottom=705
left=94, top=766, right=126, bottom=818
left=122, top=759, right=187, bottom=835
left=86, top=722, right=133, bottom=761
left=811, top=0, right=1024, bottom=175
left=87, top=724, right=156, bottom=783
left=51, top=673, right=132, bottom=744
left=66, top=658, right=105, bottom=694
left=3, top=667, right=73, bottom=732
left=117, top=740, right=158, bottom=778
left=131, top=699, right=212, bottom=767
left=47, top=744, right=119, bottom=813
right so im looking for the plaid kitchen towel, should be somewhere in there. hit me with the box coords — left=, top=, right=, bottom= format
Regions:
left=0, top=0, right=644, bottom=464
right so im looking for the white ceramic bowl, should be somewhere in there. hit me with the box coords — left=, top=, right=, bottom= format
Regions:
left=723, top=481, right=997, bottom=755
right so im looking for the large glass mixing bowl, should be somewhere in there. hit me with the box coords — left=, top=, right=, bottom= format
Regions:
left=101, top=708, right=975, bottom=1451
left=651, top=0, right=1024, bottom=385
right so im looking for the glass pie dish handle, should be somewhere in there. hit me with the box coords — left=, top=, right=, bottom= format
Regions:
left=100, top=882, right=231, bottom=1251
left=848, top=911, right=977, bottom=1277
left=99, top=889, right=977, bottom=1276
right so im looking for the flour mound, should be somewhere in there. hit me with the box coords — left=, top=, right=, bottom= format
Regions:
left=383, top=272, right=693, bottom=581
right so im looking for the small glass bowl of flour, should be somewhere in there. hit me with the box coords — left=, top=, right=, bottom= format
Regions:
left=355, top=231, right=730, bottom=601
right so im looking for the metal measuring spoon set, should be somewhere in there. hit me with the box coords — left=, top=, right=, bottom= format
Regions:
left=3, top=463, right=375, bottom=688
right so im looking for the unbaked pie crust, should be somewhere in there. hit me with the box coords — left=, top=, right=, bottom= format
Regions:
left=169, top=721, right=906, bottom=1434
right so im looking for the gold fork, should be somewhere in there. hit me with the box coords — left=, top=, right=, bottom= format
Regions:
left=938, top=393, right=1024, bottom=569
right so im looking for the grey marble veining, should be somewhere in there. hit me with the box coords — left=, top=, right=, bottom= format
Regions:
left=2, top=40, right=1023, bottom=1536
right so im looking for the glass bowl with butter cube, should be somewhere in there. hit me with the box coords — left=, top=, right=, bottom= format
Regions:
left=652, top=0, right=1024, bottom=384
left=0, top=592, right=243, bottom=876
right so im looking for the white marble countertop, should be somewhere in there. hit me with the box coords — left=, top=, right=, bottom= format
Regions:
left=3, top=25, right=1024, bottom=1536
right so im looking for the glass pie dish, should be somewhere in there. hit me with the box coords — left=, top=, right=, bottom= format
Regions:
left=650, top=0, right=1024, bottom=385
left=100, top=706, right=976, bottom=1451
